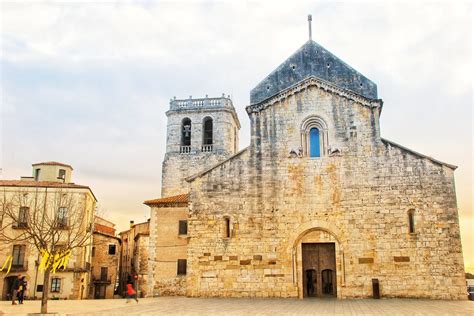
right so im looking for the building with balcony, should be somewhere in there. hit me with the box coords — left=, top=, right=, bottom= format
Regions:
left=90, top=216, right=120, bottom=299
left=0, top=162, right=97, bottom=300
left=118, top=220, right=149, bottom=297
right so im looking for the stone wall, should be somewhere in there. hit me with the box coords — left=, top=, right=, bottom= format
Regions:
left=90, top=232, right=120, bottom=299
left=148, top=205, right=188, bottom=296
left=186, top=83, right=466, bottom=300
left=162, top=100, right=240, bottom=197
left=135, top=234, right=149, bottom=297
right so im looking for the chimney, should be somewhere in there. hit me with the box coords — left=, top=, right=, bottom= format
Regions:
left=130, top=220, right=134, bottom=228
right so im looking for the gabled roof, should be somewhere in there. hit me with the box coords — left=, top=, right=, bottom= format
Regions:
left=381, top=138, right=457, bottom=170
left=186, top=147, right=249, bottom=182
left=32, top=161, right=73, bottom=169
left=250, top=40, right=377, bottom=105
left=144, top=193, right=189, bottom=207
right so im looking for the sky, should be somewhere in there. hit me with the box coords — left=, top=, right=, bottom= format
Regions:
left=1, top=1, right=472, bottom=271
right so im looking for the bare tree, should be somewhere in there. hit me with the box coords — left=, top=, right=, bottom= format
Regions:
left=0, top=187, right=95, bottom=313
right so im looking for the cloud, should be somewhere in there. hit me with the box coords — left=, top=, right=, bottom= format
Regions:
left=1, top=2, right=472, bottom=266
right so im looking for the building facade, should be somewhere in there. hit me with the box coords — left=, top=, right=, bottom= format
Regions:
left=0, top=162, right=96, bottom=300
left=146, top=20, right=466, bottom=300
left=118, top=220, right=150, bottom=297
left=90, top=216, right=120, bottom=299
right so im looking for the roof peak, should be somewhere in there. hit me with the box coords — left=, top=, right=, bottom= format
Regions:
left=250, top=38, right=377, bottom=104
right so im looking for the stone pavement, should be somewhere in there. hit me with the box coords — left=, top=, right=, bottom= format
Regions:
left=0, top=297, right=473, bottom=316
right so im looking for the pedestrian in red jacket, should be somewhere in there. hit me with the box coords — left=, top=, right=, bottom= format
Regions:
left=126, top=282, right=138, bottom=303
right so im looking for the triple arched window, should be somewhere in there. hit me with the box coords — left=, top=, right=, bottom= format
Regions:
left=301, top=116, right=328, bottom=157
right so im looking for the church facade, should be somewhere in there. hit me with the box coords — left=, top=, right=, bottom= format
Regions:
left=145, top=20, right=466, bottom=300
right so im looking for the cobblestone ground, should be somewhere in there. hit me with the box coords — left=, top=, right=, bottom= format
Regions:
left=0, top=297, right=473, bottom=316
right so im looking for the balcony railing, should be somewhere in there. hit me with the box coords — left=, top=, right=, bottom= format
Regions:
left=11, top=261, right=28, bottom=272
left=12, top=222, right=28, bottom=229
left=92, top=276, right=112, bottom=284
left=169, top=95, right=234, bottom=111
left=201, top=145, right=213, bottom=152
left=180, top=146, right=191, bottom=154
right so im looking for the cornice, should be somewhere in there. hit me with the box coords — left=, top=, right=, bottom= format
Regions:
left=246, top=76, right=383, bottom=115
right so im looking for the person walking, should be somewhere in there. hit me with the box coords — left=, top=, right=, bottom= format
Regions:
left=11, top=275, right=21, bottom=305
left=126, top=281, right=138, bottom=303
left=17, top=276, right=26, bottom=304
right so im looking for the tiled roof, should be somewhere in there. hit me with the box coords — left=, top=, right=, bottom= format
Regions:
left=0, top=180, right=88, bottom=189
left=0, top=180, right=97, bottom=201
left=144, top=194, right=189, bottom=206
left=32, top=161, right=73, bottom=170
left=94, top=223, right=116, bottom=236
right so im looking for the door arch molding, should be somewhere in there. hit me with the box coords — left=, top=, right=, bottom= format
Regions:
left=288, top=221, right=345, bottom=299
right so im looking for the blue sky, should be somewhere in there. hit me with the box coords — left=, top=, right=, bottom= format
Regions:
left=1, top=1, right=472, bottom=269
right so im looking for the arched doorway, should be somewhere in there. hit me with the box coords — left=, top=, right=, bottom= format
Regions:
left=289, top=223, right=344, bottom=299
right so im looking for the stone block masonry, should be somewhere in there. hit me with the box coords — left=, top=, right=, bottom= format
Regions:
left=186, top=83, right=465, bottom=300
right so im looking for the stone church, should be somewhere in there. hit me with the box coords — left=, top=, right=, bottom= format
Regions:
left=145, top=17, right=466, bottom=300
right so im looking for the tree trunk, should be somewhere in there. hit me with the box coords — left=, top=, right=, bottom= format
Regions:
left=41, top=268, right=50, bottom=314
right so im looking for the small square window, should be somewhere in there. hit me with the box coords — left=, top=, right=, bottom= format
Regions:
left=178, top=220, right=188, bottom=235
left=108, top=244, right=116, bottom=255
left=177, top=259, right=187, bottom=275
left=58, top=169, right=66, bottom=179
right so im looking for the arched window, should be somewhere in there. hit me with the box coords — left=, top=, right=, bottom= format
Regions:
left=181, top=118, right=191, bottom=153
left=301, top=116, right=328, bottom=157
left=309, top=128, right=320, bottom=157
left=202, top=117, right=213, bottom=152
left=408, top=209, right=415, bottom=233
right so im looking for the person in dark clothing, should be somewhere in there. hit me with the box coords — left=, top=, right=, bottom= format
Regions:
left=17, top=276, right=26, bottom=304
left=11, top=275, right=21, bottom=305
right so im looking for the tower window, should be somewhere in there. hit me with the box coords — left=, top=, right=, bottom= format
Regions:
left=203, top=117, right=213, bottom=145
left=181, top=118, right=192, bottom=146
left=34, top=168, right=41, bottom=181
left=181, top=118, right=192, bottom=154
left=309, top=128, right=321, bottom=157
left=58, top=169, right=66, bottom=180
left=202, top=117, right=213, bottom=152
left=408, top=210, right=415, bottom=234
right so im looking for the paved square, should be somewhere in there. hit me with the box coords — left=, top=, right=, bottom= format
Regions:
left=0, top=297, right=473, bottom=315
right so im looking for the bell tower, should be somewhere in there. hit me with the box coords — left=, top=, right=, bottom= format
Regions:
left=161, top=94, right=240, bottom=197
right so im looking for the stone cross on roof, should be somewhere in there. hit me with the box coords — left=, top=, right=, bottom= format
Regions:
left=308, top=14, right=312, bottom=41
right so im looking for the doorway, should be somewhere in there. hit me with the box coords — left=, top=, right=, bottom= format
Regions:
left=302, top=243, right=336, bottom=298
left=2, top=276, right=18, bottom=301
left=94, top=285, right=106, bottom=299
